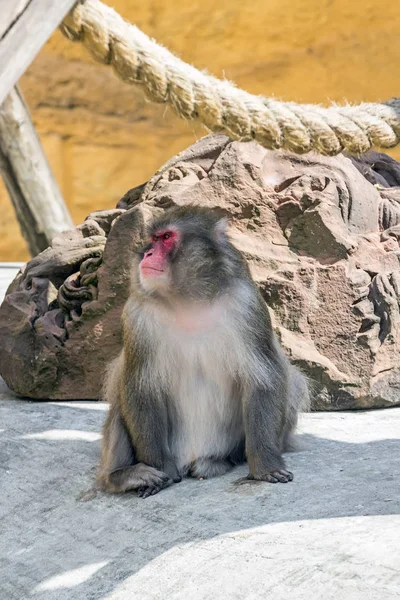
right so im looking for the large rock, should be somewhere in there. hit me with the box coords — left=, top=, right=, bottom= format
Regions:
left=1, top=135, right=400, bottom=409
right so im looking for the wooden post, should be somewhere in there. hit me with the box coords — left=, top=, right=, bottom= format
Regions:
left=0, top=0, right=78, bottom=108
left=0, top=87, right=74, bottom=256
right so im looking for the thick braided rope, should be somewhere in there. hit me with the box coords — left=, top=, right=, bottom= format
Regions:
left=60, top=0, right=400, bottom=155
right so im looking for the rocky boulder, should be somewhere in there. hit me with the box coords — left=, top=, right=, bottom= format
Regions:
left=1, top=135, right=400, bottom=409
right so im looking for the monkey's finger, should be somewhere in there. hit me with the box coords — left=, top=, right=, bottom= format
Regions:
left=247, top=473, right=279, bottom=483
left=138, top=487, right=152, bottom=498
left=246, top=473, right=279, bottom=483
left=270, top=470, right=293, bottom=483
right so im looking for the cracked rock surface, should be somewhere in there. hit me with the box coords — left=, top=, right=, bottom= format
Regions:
left=1, top=135, right=400, bottom=408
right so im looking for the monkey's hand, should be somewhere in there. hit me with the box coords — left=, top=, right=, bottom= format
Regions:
left=247, top=469, right=293, bottom=484
left=246, top=449, right=293, bottom=484
left=136, top=465, right=171, bottom=498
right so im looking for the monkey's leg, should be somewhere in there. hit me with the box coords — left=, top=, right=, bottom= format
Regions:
left=244, top=385, right=294, bottom=484
left=190, top=458, right=233, bottom=479
left=98, top=403, right=170, bottom=497
left=228, top=439, right=246, bottom=465
left=281, top=368, right=309, bottom=453
left=280, top=406, right=299, bottom=453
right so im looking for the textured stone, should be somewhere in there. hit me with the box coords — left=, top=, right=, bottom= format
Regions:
left=0, top=207, right=147, bottom=399
left=1, top=134, right=400, bottom=409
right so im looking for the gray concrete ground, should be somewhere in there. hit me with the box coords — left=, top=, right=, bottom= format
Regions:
left=1, top=266, right=400, bottom=600
left=1, top=382, right=400, bottom=600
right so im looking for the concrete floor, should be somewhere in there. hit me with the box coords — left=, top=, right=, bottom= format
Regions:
left=1, top=266, right=400, bottom=599
left=1, top=379, right=399, bottom=600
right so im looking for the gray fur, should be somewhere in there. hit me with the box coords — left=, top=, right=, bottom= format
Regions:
left=190, top=458, right=233, bottom=479
left=99, top=206, right=309, bottom=497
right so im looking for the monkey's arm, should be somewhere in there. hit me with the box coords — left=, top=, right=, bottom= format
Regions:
left=243, top=297, right=294, bottom=483
left=120, top=372, right=181, bottom=483
left=244, top=378, right=293, bottom=483
left=99, top=399, right=170, bottom=496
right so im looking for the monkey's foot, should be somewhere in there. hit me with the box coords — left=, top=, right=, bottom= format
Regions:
left=190, top=458, right=233, bottom=479
left=137, top=482, right=165, bottom=498
left=135, top=465, right=171, bottom=498
left=248, top=469, right=293, bottom=483
left=103, top=463, right=170, bottom=496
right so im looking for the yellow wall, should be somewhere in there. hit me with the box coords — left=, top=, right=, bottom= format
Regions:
left=1, top=0, right=400, bottom=260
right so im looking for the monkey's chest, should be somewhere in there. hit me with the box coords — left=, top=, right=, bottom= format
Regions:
left=167, top=341, right=244, bottom=468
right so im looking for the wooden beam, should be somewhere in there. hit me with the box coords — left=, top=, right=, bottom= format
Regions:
left=0, top=0, right=77, bottom=107
left=0, top=1, right=31, bottom=39
left=0, top=87, right=74, bottom=256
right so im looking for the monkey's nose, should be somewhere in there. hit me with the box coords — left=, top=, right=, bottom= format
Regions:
left=145, top=250, right=153, bottom=257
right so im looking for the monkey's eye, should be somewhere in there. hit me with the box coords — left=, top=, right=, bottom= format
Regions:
left=163, top=232, right=171, bottom=240
left=151, top=235, right=159, bottom=243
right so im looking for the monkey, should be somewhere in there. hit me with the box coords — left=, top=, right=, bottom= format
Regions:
left=98, top=205, right=309, bottom=498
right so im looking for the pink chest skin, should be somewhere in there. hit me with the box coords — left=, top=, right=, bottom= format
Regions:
left=172, top=303, right=225, bottom=334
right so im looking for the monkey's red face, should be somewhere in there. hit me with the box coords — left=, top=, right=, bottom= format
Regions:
left=139, top=207, right=233, bottom=301
left=139, top=228, right=180, bottom=291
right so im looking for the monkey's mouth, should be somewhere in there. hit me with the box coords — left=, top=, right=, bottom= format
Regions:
left=140, top=267, right=165, bottom=276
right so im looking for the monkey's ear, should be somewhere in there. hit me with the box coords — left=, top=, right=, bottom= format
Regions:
left=214, top=217, right=229, bottom=240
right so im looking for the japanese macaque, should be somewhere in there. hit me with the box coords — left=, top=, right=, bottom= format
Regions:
left=98, top=206, right=309, bottom=497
